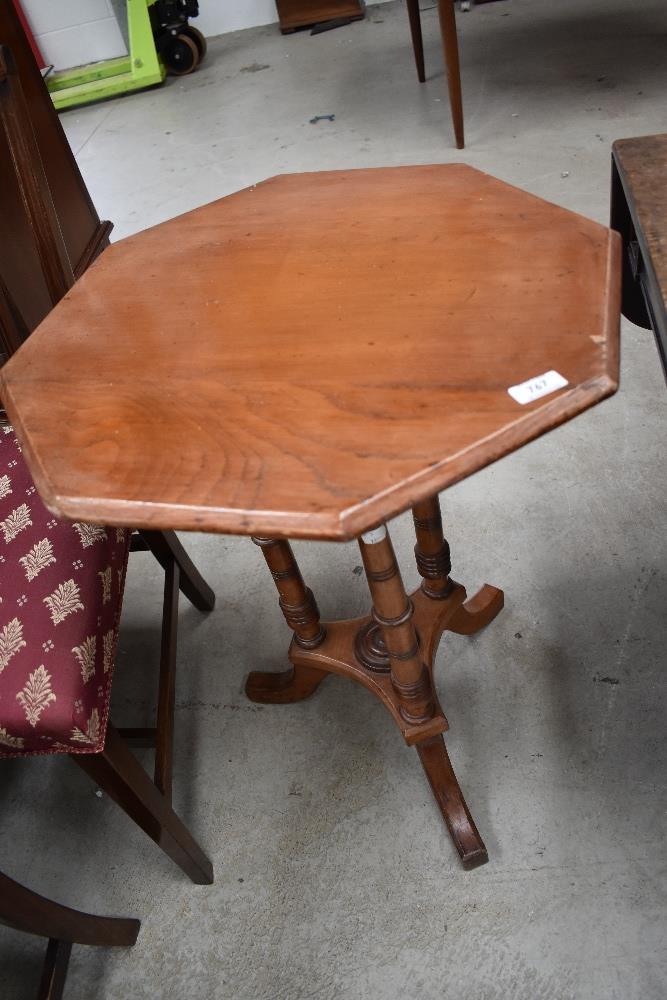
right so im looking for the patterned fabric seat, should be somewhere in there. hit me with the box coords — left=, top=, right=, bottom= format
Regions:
left=0, top=425, right=130, bottom=757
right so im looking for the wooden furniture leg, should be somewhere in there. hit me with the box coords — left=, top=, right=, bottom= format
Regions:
left=357, top=524, right=487, bottom=868
left=154, top=558, right=179, bottom=800
left=437, top=0, right=464, bottom=148
left=116, top=544, right=184, bottom=798
left=72, top=724, right=213, bottom=885
left=410, top=495, right=503, bottom=866
left=37, top=939, right=71, bottom=1000
left=415, top=736, right=487, bottom=868
left=0, top=870, right=139, bottom=1000
left=246, top=537, right=328, bottom=702
left=406, top=0, right=426, bottom=83
left=412, top=495, right=504, bottom=636
left=245, top=496, right=503, bottom=868
left=357, top=526, right=435, bottom=726
left=111, top=530, right=215, bottom=879
left=139, top=529, right=215, bottom=612
left=114, top=555, right=181, bottom=790
left=128, top=527, right=216, bottom=781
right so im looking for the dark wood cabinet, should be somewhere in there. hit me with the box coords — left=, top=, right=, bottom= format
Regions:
left=0, top=0, right=110, bottom=336
left=275, top=0, right=364, bottom=33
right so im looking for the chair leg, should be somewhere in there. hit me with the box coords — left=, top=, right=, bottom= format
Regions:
left=120, top=560, right=179, bottom=795
left=154, top=559, right=179, bottom=800
left=406, top=0, right=426, bottom=82
left=107, top=531, right=213, bottom=878
left=437, top=0, right=465, bottom=148
left=139, top=529, right=215, bottom=611
left=115, top=538, right=208, bottom=876
left=0, top=871, right=140, bottom=946
left=0, top=870, right=139, bottom=1000
left=72, top=724, right=213, bottom=885
left=37, top=939, right=71, bottom=1000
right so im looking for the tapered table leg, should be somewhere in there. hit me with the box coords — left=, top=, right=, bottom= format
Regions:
left=406, top=0, right=426, bottom=82
left=438, top=0, right=464, bottom=148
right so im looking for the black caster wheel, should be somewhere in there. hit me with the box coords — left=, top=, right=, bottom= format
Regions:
left=163, top=33, right=199, bottom=76
left=181, top=24, right=207, bottom=62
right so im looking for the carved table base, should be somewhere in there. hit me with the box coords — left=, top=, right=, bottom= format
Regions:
left=246, top=494, right=503, bottom=869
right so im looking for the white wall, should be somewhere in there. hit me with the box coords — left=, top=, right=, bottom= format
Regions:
left=197, top=0, right=279, bottom=37
left=22, top=0, right=385, bottom=71
left=23, top=0, right=126, bottom=71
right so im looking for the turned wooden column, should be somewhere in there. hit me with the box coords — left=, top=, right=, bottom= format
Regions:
left=252, top=537, right=326, bottom=648
left=412, top=494, right=453, bottom=599
left=357, top=525, right=434, bottom=725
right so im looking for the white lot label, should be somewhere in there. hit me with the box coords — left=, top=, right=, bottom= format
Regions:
left=361, top=525, right=387, bottom=545
left=508, top=370, right=568, bottom=405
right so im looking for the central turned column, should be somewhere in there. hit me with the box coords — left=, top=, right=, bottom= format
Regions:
left=356, top=525, right=434, bottom=726
left=246, top=506, right=500, bottom=869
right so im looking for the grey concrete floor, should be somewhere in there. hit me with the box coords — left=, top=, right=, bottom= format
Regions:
left=2, top=0, right=667, bottom=997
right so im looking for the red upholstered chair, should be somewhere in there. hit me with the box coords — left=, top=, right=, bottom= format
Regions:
left=0, top=424, right=213, bottom=998
left=0, top=426, right=131, bottom=759
left=0, top=41, right=213, bottom=882
left=0, top=422, right=214, bottom=883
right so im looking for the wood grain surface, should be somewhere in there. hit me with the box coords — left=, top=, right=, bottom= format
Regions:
left=612, top=134, right=667, bottom=377
left=0, top=164, right=620, bottom=539
left=613, top=134, right=667, bottom=313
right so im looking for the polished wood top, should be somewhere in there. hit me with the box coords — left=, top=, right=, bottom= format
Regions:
left=0, top=165, right=620, bottom=540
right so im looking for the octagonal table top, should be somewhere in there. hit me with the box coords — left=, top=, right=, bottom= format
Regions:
left=0, top=165, right=620, bottom=540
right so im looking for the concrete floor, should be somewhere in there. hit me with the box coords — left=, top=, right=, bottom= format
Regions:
left=2, top=0, right=667, bottom=997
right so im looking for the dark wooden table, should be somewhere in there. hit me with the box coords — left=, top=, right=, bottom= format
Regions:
left=611, top=133, right=667, bottom=383
left=0, top=164, right=621, bottom=868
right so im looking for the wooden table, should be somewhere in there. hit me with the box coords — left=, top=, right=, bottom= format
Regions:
left=611, top=134, right=667, bottom=382
left=0, top=164, right=621, bottom=867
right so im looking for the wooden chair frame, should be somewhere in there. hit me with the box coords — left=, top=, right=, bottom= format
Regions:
left=0, top=39, right=215, bottom=879
left=0, top=41, right=215, bottom=995
left=0, top=871, right=140, bottom=1000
